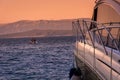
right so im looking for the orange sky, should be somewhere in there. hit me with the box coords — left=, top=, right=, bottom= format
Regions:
left=0, top=0, right=95, bottom=23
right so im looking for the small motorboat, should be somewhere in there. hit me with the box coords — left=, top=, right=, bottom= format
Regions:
left=29, top=38, right=37, bottom=44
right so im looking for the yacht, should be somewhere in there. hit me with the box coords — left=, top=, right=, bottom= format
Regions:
left=72, top=0, right=120, bottom=80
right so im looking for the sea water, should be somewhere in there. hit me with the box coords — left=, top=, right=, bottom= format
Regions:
left=0, top=36, right=75, bottom=80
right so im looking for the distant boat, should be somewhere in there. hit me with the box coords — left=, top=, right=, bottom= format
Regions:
left=29, top=38, right=37, bottom=44
left=72, top=0, right=120, bottom=80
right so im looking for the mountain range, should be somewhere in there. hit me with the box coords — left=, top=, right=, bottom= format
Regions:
left=0, top=18, right=89, bottom=38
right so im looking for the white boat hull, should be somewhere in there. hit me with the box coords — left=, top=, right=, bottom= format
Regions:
left=74, top=42, right=120, bottom=80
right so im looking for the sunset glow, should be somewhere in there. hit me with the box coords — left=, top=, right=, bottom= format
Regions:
left=0, top=0, right=95, bottom=23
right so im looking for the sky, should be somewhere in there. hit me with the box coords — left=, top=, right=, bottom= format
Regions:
left=0, top=0, right=95, bottom=23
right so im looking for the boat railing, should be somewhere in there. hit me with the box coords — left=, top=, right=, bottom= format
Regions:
left=72, top=19, right=120, bottom=80
left=72, top=19, right=120, bottom=54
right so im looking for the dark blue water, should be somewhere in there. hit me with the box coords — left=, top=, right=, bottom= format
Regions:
left=0, top=36, right=75, bottom=80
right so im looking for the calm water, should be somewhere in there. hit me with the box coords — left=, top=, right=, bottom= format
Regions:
left=0, top=36, right=75, bottom=80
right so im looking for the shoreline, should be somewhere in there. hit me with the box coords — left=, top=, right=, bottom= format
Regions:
left=0, top=35, right=75, bottom=39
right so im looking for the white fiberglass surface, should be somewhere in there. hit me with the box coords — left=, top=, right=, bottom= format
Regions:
left=76, top=42, right=120, bottom=80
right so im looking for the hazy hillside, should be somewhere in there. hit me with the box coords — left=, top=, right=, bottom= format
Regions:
left=0, top=19, right=72, bottom=35
left=0, top=18, right=90, bottom=38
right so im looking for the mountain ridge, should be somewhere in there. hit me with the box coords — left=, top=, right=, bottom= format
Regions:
left=0, top=18, right=90, bottom=38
